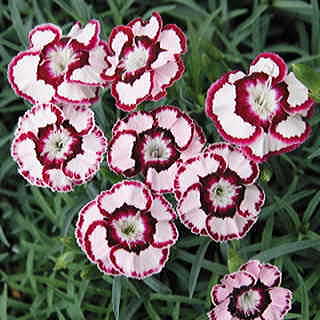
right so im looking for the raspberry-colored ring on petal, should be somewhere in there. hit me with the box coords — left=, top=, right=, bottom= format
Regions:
left=97, top=180, right=153, bottom=216
left=151, top=220, right=178, bottom=248
left=210, top=284, right=233, bottom=306
left=152, top=105, right=194, bottom=151
left=249, top=52, right=288, bottom=84
left=178, top=183, right=208, bottom=235
left=42, top=168, right=73, bottom=192
left=112, top=111, right=155, bottom=136
left=269, top=114, right=311, bottom=144
left=28, top=23, right=62, bottom=49
left=70, top=19, right=101, bottom=51
left=205, top=74, right=262, bottom=145
left=83, top=220, right=120, bottom=275
left=111, top=71, right=153, bottom=112
left=107, top=129, right=138, bottom=177
left=109, top=245, right=169, bottom=279
left=128, top=12, right=163, bottom=41
left=7, top=50, right=56, bottom=105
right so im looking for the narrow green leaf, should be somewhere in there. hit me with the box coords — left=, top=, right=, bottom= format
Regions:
left=188, top=238, right=210, bottom=298
left=252, top=240, right=320, bottom=261
left=303, top=190, right=320, bottom=223
left=0, top=284, right=7, bottom=320
left=143, top=276, right=171, bottom=294
left=112, top=277, right=122, bottom=320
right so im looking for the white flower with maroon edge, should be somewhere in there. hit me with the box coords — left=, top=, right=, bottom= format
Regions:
left=208, top=260, right=292, bottom=320
left=107, top=105, right=206, bottom=193
left=174, top=142, right=264, bottom=241
left=11, top=103, right=107, bottom=192
left=8, top=20, right=108, bottom=106
left=75, top=180, right=178, bottom=279
left=101, top=12, right=187, bottom=111
left=205, top=52, right=314, bottom=162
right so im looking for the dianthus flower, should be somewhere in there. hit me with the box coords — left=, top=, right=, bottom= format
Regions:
left=75, top=180, right=178, bottom=279
left=174, top=142, right=264, bottom=241
left=8, top=20, right=107, bottom=105
left=107, top=105, right=206, bottom=193
left=205, top=52, right=314, bottom=162
left=208, top=260, right=292, bottom=320
left=11, top=103, right=106, bottom=192
left=102, top=12, right=187, bottom=111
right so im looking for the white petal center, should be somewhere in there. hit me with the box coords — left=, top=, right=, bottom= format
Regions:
left=237, top=289, right=261, bottom=316
left=125, top=47, right=148, bottom=73
left=114, top=215, right=145, bottom=242
left=41, top=127, right=73, bottom=160
left=144, top=137, right=170, bottom=161
left=49, top=46, right=77, bottom=75
left=248, top=81, right=278, bottom=120
left=210, top=179, right=237, bottom=208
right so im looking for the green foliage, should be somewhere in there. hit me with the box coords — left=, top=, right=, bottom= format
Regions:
left=1, top=0, right=320, bottom=319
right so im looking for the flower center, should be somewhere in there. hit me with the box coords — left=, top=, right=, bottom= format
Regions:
left=49, top=46, right=77, bottom=75
left=210, top=179, right=237, bottom=208
left=248, top=81, right=278, bottom=120
left=236, top=289, right=261, bottom=317
left=125, top=47, right=148, bottom=73
left=144, top=137, right=169, bottom=161
left=41, top=128, right=73, bottom=160
left=115, top=215, right=144, bottom=242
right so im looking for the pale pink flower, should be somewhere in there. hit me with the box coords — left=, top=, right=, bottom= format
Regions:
left=11, top=103, right=107, bottom=192
left=8, top=20, right=108, bottom=105
left=102, top=12, right=187, bottom=111
left=208, top=260, right=292, bottom=320
left=75, top=180, right=178, bottom=279
left=205, top=52, right=314, bottom=162
left=174, top=142, right=264, bottom=241
left=107, top=105, right=206, bottom=193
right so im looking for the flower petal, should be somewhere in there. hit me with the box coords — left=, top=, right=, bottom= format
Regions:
left=11, top=133, right=45, bottom=187
left=206, top=211, right=257, bottom=242
left=109, top=246, right=169, bottom=279
left=249, top=52, right=287, bottom=83
left=284, top=72, right=314, bottom=113
left=238, top=184, right=265, bottom=218
left=98, top=180, right=152, bottom=215
left=107, top=130, right=137, bottom=176
left=221, top=270, right=256, bottom=288
left=8, top=51, right=55, bottom=104
left=28, top=23, right=61, bottom=49
left=261, top=288, right=292, bottom=320
left=241, top=260, right=282, bottom=287
left=67, top=41, right=108, bottom=86
left=69, top=20, right=100, bottom=50
left=83, top=220, right=120, bottom=275
left=56, top=81, right=99, bottom=105
left=150, top=57, right=185, bottom=100
left=62, top=104, right=94, bottom=135
left=112, top=111, right=155, bottom=135
left=151, top=24, right=187, bottom=69
left=149, top=194, right=177, bottom=221
left=178, top=183, right=208, bottom=235
left=16, top=103, right=64, bottom=136
left=42, top=168, right=73, bottom=192
left=210, top=284, right=233, bottom=305
left=128, top=12, right=162, bottom=40
left=205, top=77, right=260, bottom=144
left=111, top=72, right=152, bottom=111
left=75, top=200, right=103, bottom=248
left=152, top=105, right=194, bottom=150
left=152, top=221, right=178, bottom=248
left=207, top=298, right=233, bottom=320
left=270, top=114, right=311, bottom=144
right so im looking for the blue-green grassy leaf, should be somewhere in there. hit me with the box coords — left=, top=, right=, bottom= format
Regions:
left=112, top=277, right=122, bottom=320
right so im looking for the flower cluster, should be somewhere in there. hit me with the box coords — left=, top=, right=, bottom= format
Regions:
left=205, top=52, right=314, bottom=162
left=208, top=260, right=292, bottom=320
left=11, top=104, right=107, bottom=192
left=8, top=11, right=312, bottom=316
left=75, top=180, right=178, bottom=279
